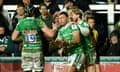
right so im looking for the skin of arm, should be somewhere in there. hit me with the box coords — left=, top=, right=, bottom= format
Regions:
left=12, top=30, right=20, bottom=41
left=41, top=23, right=58, bottom=38
left=68, top=31, right=80, bottom=44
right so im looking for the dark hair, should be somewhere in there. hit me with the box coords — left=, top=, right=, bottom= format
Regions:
left=110, top=30, right=119, bottom=39
left=0, top=4, right=3, bottom=12
left=39, top=3, right=48, bottom=9
left=28, top=9, right=36, bottom=17
left=0, top=21, right=7, bottom=35
left=17, top=3, right=25, bottom=8
left=24, top=7, right=36, bottom=17
left=86, top=15, right=95, bottom=22
left=65, top=0, right=74, bottom=4
left=59, top=12, right=68, bottom=17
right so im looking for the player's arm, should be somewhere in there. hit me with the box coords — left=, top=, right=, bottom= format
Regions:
left=12, top=19, right=23, bottom=41
left=12, top=30, right=20, bottom=41
left=66, top=25, right=80, bottom=44
left=40, top=20, right=58, bottom=38
left=69, top=31, right=80, bottom=44
left=41, top=27, right=57, bottom=38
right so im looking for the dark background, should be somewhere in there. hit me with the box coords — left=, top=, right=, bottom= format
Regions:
left=3, top=0, right=43, bottom=4
left=3, top=0, right=120, bottom=5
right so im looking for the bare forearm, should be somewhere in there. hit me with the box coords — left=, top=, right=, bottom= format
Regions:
left=12, top=30, right=19, bottom=41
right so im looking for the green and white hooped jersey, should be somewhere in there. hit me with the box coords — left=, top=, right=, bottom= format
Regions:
left=57, top=23, right=83, bottom=56
left=78, top=21, right=96, bottom=64
left=15, top=17, right=46, bottom=53
left=77, top=21, right=93, bottom=53
left=77, top=21, right=90, bottom=37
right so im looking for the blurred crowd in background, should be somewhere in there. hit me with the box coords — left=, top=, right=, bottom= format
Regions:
left=0, top=0, right=120, bottom=71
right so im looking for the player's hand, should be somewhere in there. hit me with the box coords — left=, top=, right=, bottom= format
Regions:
left=0, top=46, right=6, bottom=52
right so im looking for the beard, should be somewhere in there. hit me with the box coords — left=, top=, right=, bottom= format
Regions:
left=0, top=34, right=5, bottom=39
left=72, top=18, right=78, bottom=22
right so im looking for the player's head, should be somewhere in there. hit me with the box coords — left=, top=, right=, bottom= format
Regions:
left=59, top=12, right=68, bottom=26
left=71, top=8, right=84, bottom=22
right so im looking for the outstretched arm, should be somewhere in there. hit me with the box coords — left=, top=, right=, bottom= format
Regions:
left=41, top=23, right=58, bottom=38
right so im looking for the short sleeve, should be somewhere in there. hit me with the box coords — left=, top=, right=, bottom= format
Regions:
left=78, top=22, right=90, bottom=36
left=37, top=19, right=47, bottom=30
left=15, top=20, right=23, bottom=32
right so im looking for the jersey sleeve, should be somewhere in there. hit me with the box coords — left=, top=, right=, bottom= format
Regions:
left=15, top=19, right=23, bottom=32
left=78, top=22, right=90, bottom=36
left=37, top=19, right=47, bottom=30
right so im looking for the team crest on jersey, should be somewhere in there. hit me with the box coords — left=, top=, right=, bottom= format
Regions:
left=71, top=25, right=77, bottom=30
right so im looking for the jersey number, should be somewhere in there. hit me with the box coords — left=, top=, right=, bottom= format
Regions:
left=25, top=34, right=36, bottom=42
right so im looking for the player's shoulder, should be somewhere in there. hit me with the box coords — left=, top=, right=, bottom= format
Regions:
left=70, top=23, right=79, bottom=30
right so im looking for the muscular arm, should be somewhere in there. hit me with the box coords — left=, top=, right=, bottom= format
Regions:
left=12, top=30, right=20, bottom=41
left=41, top=26, right=56, bottom=38
left=69, top=31, right=80, bottom=44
